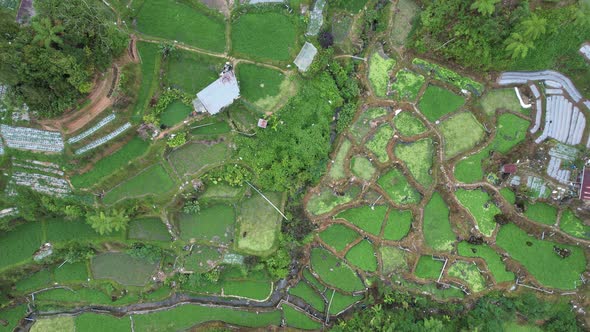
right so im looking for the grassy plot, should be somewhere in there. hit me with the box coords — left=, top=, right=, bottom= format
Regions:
left=237, top=63, right=286, bottom=106
left=447, top=261, right=486, bottom=292
left=135, top=0, right=225, bottom=52
left=53, top=262, right=89, bottom=284
left=365, top=124, right=394, bottom=162
left=330, top=139, right=352, bottom=180
left=103, top=163, right=175, bottom=204
left=500, top=187, right=516, bottom=205
left=345, top=240, right=377, bottom=272
left=91, top=252, right=158, bottom=286
left=382, top=209, right=413, bottom=241
left=336, top=205, right=387, bottom=236
left=560, top=210, right=590, bottom=240
left=199, top=182, right=244, bottom=201
left=163, top=50, right=224, bottom=94
left=378, top=168, right=421, bottom=205
left=391, top=69, right=425, bottom=101
left=331, top=0, right=367, bottom=12
left=307, top=186, right=360, bottom=216
left=184, top=267, right=272, bottom=300
left=16, top=269, right=52, bottom=292
left=350, top=107, right=388, bottom=142
left=327, top=290, right=363, bottom=315
left=159, top=100, right=192, bottom=127
left=310, top=248, right=364, bottom=293
left=319, top=224, right=359, bottom=252
left=0, top=222, right=43, bottom=271
left=496, top=223, right=586, bottom=290
left=368, top=52, right=396, bottom=97
left=414, top=256, right=444, bottom=280
left=133, top=42, right=160, bottom=120
left=182, top=245, right=222, bottom=273
left=71, top=137, right=150, bottom=188
left=190, top=117, right=232, bottom=136
left=418, top=85, right=464, bottom=122
left=457, top=242, right=514, bottom=283
left=75, top=314, right=129, bottom=332
left=168, top=139, right=229, bottom=176
left=438, top=112, right=485, bottom=159
left=303, top=269, right=325, bottom=291
left=31, top=316, right=74, bottom=332
left=0, top=305, right=27, bottom=332
left=45, top=218, right=119, bottom=243
left=524, top=202, right=557, bottom=225
left=289, top=281, right=325, bottom=312
left=423, top=193, right=455, bottom=252
left=282, top=304, right=323, bottom=330
left=412, top=58, right=484, bottom=95
left=178, top=204, right=235, bottom=244
left=350, top=155, right=376, bottom=180
left=231, top=12, right=298, bottom=61
left=395, top=138, right=434, bottom=187
left=393, top=111, right=426, bottom=136
left=454, top=148, right=489, bottom=183
left=380, top=246, right=409, bottom=274
left=390, top=0, right=420, bottom=47
left=480, top=89, right=525, bottom=115
left=392, top=276, right=465, bottom=300
left=128, top=217, right=170, bottom=242
left=236, top=191, right=282, bottom=256
left=455, top=189, right=500, bottom=237
left=491, top=113, right=530, bottom=153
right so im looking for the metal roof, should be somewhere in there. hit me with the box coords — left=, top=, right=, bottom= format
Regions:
left=580, top=167, right=590, bottom=201
left=195, top=71, right=240, bottom=114
left=294, top=42, right=318, bottom=72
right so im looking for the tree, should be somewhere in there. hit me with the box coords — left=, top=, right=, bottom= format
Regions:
left=520, top=14, right=547, bottom=40
left=470, top=0, right=500, bottom=16
left=505, top=32, right=535, bottom=59
left=574, top=0, right=590, bottom=26
left=167, top=132, right=187, bottom=148
left=159, top=42, right=176, bottom=58
left=182, top=200, right=200, bottom=214
left=31, top=18, right=64, bottom=49
left=86, top=209, right=130, bottom=235
left=318, top=31, right=334, bottom=49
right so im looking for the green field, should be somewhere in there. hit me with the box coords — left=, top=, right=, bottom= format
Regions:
left=289, top=281, right=325, bottom=312
left=500, top=187, right=516, bottom=204
left=336, top=205, right=387, bottom=236
left=524, top=202, right=557, bottom=225
left=164, top=50, right=224, bottom=94
left=414, top=255, right=444, bottom=280
left=350, top=155, right=376, bottom=180
left=368, top=52, right=396, bottom=97
left=160, top=101, right=192, bottom=127
left=0, top=222, right=43, bottom=271
left=31, top=316, right=75, bottom=332
left=182, top=245, right=222, bottom=273
left=237, top=63, right=286, bottom=104
left=394, top=138, right=434, bottom=187
left=75, top=314, right=129, bottom=332
left=184, top=267, right=272, bottom=300
left=128, top=217, right=170, bottom=242
left=330, top=139, right=352, bottom=180
left=71, top=137, right=150, bottom=188
left=283, top=304, right=322, bottom=330
left=391, top=69, right=425, bottom=101
left=480, top=89, right=524, bottom=115
left=135, top=0, right=225, bottom=52
left=319, top=224, right=359, bottom=252
left=199, top=181, right=244, bottom=201
left=134, top=42, right=161, bottom=120
left=91, top=252, right=159, bottom=286
left=377, top=168, right=421, bottom=205
left=350, top=107, right=388, bottom=142
left=345, top=240, right=377, bottom=272
left=454, top=149, right=489, bottom=183
left=418, top=85, right=465, bottom=122
left=496, top=224, right=586, bottom=290
left=457, top=242, right=514, bottom=283
left=16, top=269, right=52, bottom=292
left=438, top=112, right=485, bottom=159
left=423, top=193, right=455, bottom=252
left=455, top=189, right=500, bottom=237
left=231, top=12, right=298, bottom=61
left=103, top=163, right=175, bottom=204
left=54, top=262, right=89, bottom=284
left=380, top=246, right=408, bottom=274
left=393, top=111, right=427, bottom=136
left=236, top=191, right=282, bottom=256
left=366, top=124, right=394, bottom=162
left=328, top=290, right=363, bottom=315
left=191, top=119, right=232, bottom=136
left=382, top=209, right=413, bottom=241
left=331, top=0, right=367, bottom=12
left=45, top=218, right=116, bottom=243
left=168, top=139, right=229, bottom=176
left=560, top=209, right=589, bottom=239
left=0, top=305, right=27, bottom=332
left=310, top=248, right=364, bottom=293
left=448, top=261, right=486, bottom=292
left=178, top=204, right=235, bottom=244
left=390, top=0, right=420, bottom=47
left=307, top=186, right=360, bottom=216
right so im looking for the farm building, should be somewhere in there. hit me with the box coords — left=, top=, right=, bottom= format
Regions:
left=501, top=164, right=517, bottom=174
left=580, top=167, right=590, bottom=201
left=193, top=67, right=240, bottom=115
left=294, top=42, right=318, bottom=72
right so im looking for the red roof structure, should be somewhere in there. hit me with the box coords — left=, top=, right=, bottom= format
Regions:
left=257, top=119, right=268, bottom=129
left=580, top=167, right=590, bottom=201
left=501, top=164, right=517, bottom=174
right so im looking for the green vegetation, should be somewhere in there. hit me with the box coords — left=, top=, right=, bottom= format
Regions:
left=393, top=112, right=427, bottom=136
left=390, top=0, right=420, bottom=47
left=71, top=137, right=150, bottom=189
left=380, top=246, right=408, bottom=274
left=350, top=107, right=388, bottom=142
left=31, top=316, right=75, bottom=332
left=283, top=304, right=323, bottom=330
left=310, top=248, right=364, bottom=293
left=178, top=204, right=235, bottom=244
left=350, top=156, right=376, bottom=180
left=331, top=0, right=367, bottom=12
left=391, top=69, right=425, bottom=101
left=54, top=262, right=89, bottom=283
left=182, top=245, right=222, bottom=273
left=438, top=112, right=485, bottom=159
left=368, top=52, right=396, bottom=97
left=448, top=261, right=486, bottom=292
left=168, top=140, right=229, bottom=176
left=455, top=189, right=500, bottom=237
left=480, top=89, right=524, bottom=115
left=75, top=314, right=129, bottom=332
left=91, top=252, right=159, bottom=286
left=0, top=305, right=27, bottom=332
left=559, top=210, right=589, bottom=240
left=319, top=224, right=359, bottom=252
left=307, top=186, right=359, bottom=216
left=135, top=0, right=225, bottom=52
left=231, top=12, right=298, bottom=61
left=289, top=281, right=325, bottom=312
left=382, top=209, right=413, bottom=241
left=164, top=50, right=224, bottom=94
left=336, top=205, right=387, bottom=236
left=458, top=242, right=515, bottom=283
left=238, top=63, right=286, bottom=103
left=365, top=124, right=394, bottom=162
left=134, top=42, right=161, bottom=120
left=345, top=240, right=377, bottom=272
left=423, top=193, right=455, bottom=252
left=500, top=187, right=516, bottom=205
left=128, top=218, right=170, bottom=242
left=236, top=192, right=282, bottom=256
left=414, top=256, right=444, bottom=279
left=103, top=164, right=175, bottom=204
left=377, top=168, right=421, bottom=205
left=454, top=149, right=489, bottom=183
left=394, top=138, right=434, bottom=187
left=16, top=269, right=52, bottom=292
left=159, top=100, right=192, bottom=127
left=524, top=202, right=557, bottom=225
left=328, top=290, right=363, bottom=315
left=418, top=85, right=465, bottom=122
left=496, top=224, right=586, bottom=290
left=330, top=139, right=352, bottom=180
left=0, top=222, right=43, bottom=271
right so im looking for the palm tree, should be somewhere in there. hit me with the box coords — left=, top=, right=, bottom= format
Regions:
left=31, top=18, right=64, bottom=49
left=505, top=32, right=535, bottom=59
left=86, top=209, right=129, bottom=235
left=470, top=0, right=500, bottom=16
left=520, top=14, right=547, bottom=40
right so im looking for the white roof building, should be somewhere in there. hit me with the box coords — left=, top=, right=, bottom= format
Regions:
left=294, top=42, right=318, bottom=72
left=193, top=70, right=240, bottom=114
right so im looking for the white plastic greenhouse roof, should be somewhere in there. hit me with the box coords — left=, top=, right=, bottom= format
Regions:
left=294, top=42, right=318, bottom=72
left=195, top=71, right=240, bottom=114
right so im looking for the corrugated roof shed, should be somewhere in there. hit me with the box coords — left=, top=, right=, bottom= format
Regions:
left=195, top=71, right=240, bottom=114
left=580, top=167, right=590, bottom=201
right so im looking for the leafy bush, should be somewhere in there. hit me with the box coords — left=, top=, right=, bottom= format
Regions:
left=127, top=243, right=163, bottom=264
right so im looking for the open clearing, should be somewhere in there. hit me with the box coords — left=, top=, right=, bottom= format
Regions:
left=319, top=224, right=359, bottom=252
left=365, top=124, right=394, bottom=162
left=330, top=139, right=352, bottom=180
left=393, top=111, right=426, bottom=136
left=168, top=139, right=230, bottom=176
left=423, top=193, right=455, bottom=252
left=160, top=100, right=192, bottom=127
left=368, top=52, right=395, bottom=97
left=448, top=261, right=486, bottom=292
left=128, top=217, right=170, bottom=241
left=91, top=252, right=158, bottom=286
left=236, top=192, right=282, bottom=256
left=178, top=204, right=235, bottom=244
left=350, top=155, right=376, bottom=180
left=103, top=163, right=175, bottom=204
left=289, top=281, right=325, bottom=312
left=455, top=189, right=501, bottom=237
left=133, top=41, right=160, bottom=120
left=382, top=209, right=413, bottom=241
left=307, top=186, right=360, bottom=216
left=414, top=255, right=444, bottom=280
left=380, top=246, right=408, bottom=274
left=390, top=0, right=419, bottom=47
left=310, top=248, right=364, bottom=293
left=418, top=85, right=465, bottom=122
left=164, top=50, right=224, bottom=94
left=336, top=205, right=387, bottom=236
left=350, top=107, right=388, bottom=142
left=560, top=210, right=590, bottom=239
left=237, top=63, right=287, bottom=109
left=480, top=89, right=524, bottom=115
left=457, top=242, right=514, bottom=283
left=395, top=138, right=434, bottom=187
left=391, top=69, right=425, bottom=101
left=0, top=222, right=43, bottom=271
left=524, top=202, right=557, bottom=225
left=377, top=168, right=421, bottom=205
left=439, top=112, right=485, bottom=159
left=345, top=240, right=377, bottom=272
